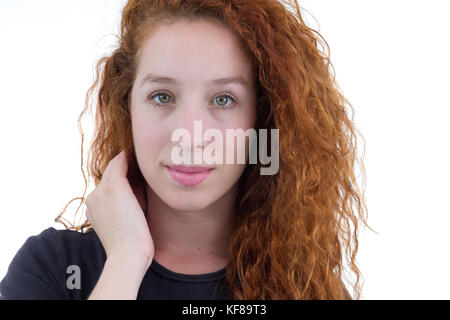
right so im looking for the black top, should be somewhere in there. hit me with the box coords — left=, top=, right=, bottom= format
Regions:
left=0, top=227, right=231, bottom=300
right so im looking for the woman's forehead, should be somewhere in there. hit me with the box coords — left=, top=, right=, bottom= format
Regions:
left=135, top=19, right=254, bottom=82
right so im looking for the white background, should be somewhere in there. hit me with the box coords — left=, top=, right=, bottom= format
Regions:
left=1, top=0, right=449, bottom=299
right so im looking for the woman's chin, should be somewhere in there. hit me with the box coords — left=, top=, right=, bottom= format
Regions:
left=153, top=188, right=215, bottom=212
left=167, top=200, right=212, bottom=213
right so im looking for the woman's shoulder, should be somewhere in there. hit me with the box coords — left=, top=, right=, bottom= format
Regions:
left=0, top=226, right=106, bottom=299
left=49, top=227, right=103, bottom=251
left=22, top=226, right=105, bottom=261
left=39, top=227, right=107, bottom=280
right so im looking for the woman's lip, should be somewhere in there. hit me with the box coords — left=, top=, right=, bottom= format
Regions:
left=165, top=165, right=215, bottom=173
left=165, top=166, right=214, bottom=186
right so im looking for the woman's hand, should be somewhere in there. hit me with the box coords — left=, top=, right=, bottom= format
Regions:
left=84, top=150, right=154, bottom=269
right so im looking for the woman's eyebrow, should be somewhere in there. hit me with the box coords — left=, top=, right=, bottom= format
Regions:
left=139, top=73, right=250, bottom=88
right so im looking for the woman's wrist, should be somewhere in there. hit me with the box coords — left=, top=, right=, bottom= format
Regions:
left=106, top=253, right=153, bottom=278
left=88, top=254, right=152, bottom=300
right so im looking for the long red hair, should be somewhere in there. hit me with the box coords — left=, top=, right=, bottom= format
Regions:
left=55, top=0, right=375, bottom=299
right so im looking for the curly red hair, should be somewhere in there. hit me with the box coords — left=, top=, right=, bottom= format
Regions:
left=55, top=0, right=374, bottom=300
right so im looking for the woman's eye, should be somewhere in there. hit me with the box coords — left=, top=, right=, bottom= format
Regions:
left=214, top=94, right=236, bottom=109
left=147, top=91, right=237, bottom=110
left=147, top=92, right=172, bottom=108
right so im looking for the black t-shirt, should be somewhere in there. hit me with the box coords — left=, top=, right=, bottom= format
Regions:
left=0, top=227, right=231, bottom=300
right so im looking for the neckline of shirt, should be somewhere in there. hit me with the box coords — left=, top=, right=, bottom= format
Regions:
left=150, top=259, right=227, bottom=282
left=77, top=228, right=227, bottom=282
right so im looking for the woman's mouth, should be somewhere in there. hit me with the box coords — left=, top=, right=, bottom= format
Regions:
left=165, top=165, right=214, bottom=187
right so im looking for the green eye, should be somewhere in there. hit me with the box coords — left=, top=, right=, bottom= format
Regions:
left=147, top=91, right=237, bottom=110
left=215, top=96, right=229, bottom=107
left=153, top=93, right=171, bottom=105
left=214, top=93, right=237, bottom=109
left=158, top=94, right=171, bottom=103
left=147, top=91, right=173, bottom=108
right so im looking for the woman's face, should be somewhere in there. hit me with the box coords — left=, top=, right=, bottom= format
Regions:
left=129, top=18, right=257, bottom=212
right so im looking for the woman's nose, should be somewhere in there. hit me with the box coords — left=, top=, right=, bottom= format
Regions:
left=172, top=102, right=214, bottom=152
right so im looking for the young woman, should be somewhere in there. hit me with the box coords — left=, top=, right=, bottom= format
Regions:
left=0, top=0, right=371, bottom=300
